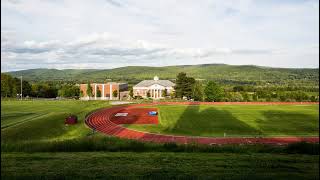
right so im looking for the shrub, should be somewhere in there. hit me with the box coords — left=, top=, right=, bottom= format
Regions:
left=285, top=141, right=319, bottom=155
left=1, top=137, right=318, bottom=155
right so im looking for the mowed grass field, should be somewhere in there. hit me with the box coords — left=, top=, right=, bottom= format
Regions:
left=1, top=100, right=111, bottom=142
left=125, top=104, right=319, bottom=137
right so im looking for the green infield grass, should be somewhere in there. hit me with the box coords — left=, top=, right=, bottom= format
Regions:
left=125, top=104, right=319, bottom=137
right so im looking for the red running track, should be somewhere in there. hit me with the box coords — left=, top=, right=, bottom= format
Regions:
left=85, top=102, right=319, bottom=145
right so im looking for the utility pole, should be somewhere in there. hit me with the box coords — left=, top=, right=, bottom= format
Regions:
left=20, top=76, right=22, bottom=100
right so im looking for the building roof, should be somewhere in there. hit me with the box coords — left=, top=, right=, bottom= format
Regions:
left=134, top=79, right=175, bottom=88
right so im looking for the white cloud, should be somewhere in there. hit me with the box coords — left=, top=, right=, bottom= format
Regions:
left=1, top=0, right=319, bottom=71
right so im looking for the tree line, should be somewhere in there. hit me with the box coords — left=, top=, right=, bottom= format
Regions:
left=172, top=72, right=319, bottom=102
left=1, top=73, right=79, bottom=98
left=2, top=72, right=318, bottom=102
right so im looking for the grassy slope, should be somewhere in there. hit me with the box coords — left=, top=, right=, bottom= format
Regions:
left=1, top=100, right=110, bottom=142
left=2, top=152, right=319, bottom=179
left=125, top=105, right=319, bottom=137
left=7, top=64, right=319, bottom=85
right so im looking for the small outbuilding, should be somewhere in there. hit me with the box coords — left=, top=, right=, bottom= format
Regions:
left=65, top=115, right=78, bottom=125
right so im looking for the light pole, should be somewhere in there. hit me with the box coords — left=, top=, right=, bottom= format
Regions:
left=20, top=76, right=22, bottom=100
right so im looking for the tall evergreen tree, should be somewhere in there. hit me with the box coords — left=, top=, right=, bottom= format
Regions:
left=96, top=88, right=101, bottom=97
left=86, top=82, right=93, bottom=97
left=174, top=72, right=195, bottom=99
left=174, top=72, right=187, bottom=98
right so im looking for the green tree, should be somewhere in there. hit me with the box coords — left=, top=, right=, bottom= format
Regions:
left=279, top=92, right=287, bottom=102
left=185, top=77, right=196, bottom=99
left=174, top=72, right=188, bottom=98
left=58, top=89, right=65, bottom=97
left=162, top=89, right=167, bottom=98
left=31, top=84, right=40, bottom=97
left=233, top=86, right=244, bottom=92
left=1, top=73, right=12, bottom=97
left=192, top=81, right=204, bottom=101
left=72, top=86, right=80, bottom=98
left=223, top=92, right=232, bottom=102
left=96, top=88, right=101, bottom=97
left=252, top=93, right=258, bottom=101
left=204, top=81, right=224, bottom=102
left=22, top=80, right=32, bottom=97
left=129, top=89, right=134, bottom=99
left=265, top=93, right=272, bottom=102
left=1, top=74, right=19, bottom=97
left=174, top=72, right=195, bottom=99
left=113, top=90, right=118, bottom=98
left=231, top=92, right=244, bottom=102
left=294, top=91, right=309, bottom=101
left=80, top=90, right=84, bottom=97
left=170, top=91, right=175, bottom=99
left=241, top=92, right=250, bottom=102
left=86, top=82, right=93, bottom=97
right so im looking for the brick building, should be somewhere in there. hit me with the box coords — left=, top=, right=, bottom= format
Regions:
left=80, top=82, right=128, bottom=100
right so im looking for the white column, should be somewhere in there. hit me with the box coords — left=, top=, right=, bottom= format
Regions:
left=94, top=84, right=97, bottom=100
left=110, top=84, right=112, bottom=100
left=160, top=89, right=162, bottom=98
left=102, top=84, right=105, bottom=99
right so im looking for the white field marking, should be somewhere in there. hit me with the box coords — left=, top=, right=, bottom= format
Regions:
left=115, top=113, right=128, bottom=117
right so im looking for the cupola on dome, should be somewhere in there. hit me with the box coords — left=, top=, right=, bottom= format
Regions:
left=153, top=76, right=159, bottom=81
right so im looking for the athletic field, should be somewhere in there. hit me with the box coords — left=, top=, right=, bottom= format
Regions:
left=125, top=104, right=319, bottom=137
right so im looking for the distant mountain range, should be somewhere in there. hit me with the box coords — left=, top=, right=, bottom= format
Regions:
left=5, top=64, right=319, bottom=86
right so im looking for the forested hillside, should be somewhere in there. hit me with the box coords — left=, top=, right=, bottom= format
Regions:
left=6, top=64, right=319, bottom=86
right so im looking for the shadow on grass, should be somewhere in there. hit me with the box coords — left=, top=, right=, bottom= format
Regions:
left=165, top=105, right=262, bottom=137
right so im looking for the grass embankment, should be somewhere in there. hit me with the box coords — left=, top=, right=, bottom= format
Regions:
left=2, top=152, right=319, bottom=180
left=1, top=136, right=318, bottom=155
left=125, top=104, right=319, bottom=137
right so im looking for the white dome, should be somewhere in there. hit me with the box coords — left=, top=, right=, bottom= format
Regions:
left=153, top=76, right=159, bottom=81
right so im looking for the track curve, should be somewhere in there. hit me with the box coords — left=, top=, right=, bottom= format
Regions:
left=85, top=102, right=319, bottom=145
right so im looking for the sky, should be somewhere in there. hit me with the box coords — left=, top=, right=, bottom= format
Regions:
left=1, top=0, right=319, bottom=72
